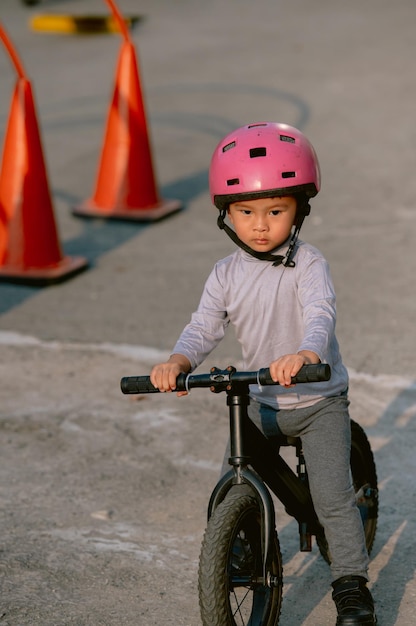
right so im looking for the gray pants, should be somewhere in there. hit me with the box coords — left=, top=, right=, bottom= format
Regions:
left=221, top=394, right=369, bottom=582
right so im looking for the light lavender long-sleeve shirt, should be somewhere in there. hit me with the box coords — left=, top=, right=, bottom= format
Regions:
left=173, top=240, right=348, bottom=409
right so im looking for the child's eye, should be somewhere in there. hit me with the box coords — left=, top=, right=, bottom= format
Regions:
left=270, top=210, right=281, bottom=216
left=242, top=210, right=252, bottom=215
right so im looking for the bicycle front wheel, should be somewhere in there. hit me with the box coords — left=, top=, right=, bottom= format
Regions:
left=198, top=489, right=283, bottom=626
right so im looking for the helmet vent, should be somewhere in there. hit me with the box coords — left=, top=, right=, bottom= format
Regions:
left=222, top=141, right=236, bottom=153
left=249, top=147, right=267, bottom=158
left=227, top=178, right=240, bottom=186
left=280, top=134, right=295, bottom=143
left=282, top=171, right=296, bottom=178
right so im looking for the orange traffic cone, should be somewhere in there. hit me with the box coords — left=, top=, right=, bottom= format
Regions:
left=73, top=40, right=182, bottom=221
left=0, top=77, right=88, bottom=285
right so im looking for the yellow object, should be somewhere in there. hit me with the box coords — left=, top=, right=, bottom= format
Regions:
left=30, top=14, right=141, bottom=35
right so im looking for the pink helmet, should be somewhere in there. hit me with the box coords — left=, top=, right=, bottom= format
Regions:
left=209, top=122, right=321, bottom=210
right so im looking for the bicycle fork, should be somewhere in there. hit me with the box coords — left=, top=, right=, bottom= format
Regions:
left=207, top=385, right=323, bottom=585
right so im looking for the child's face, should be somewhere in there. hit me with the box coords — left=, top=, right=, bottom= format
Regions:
left=228, top=196, right=297, bottom=253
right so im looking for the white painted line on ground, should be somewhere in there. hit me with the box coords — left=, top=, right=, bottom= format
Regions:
left=0, top=331, right=414, bottom=390
left=0, top=330, right=170, bottom=363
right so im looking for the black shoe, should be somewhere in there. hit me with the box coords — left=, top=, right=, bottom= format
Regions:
left=332, top=576, right=377, bottom=625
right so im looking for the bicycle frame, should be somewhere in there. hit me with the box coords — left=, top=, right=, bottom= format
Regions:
left=121, top=363, right=378, bottom=622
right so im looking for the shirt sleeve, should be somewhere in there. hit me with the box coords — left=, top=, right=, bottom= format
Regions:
left=172, top=264, right=229, bottom=370
left=296, top=252, right=337, bottom=362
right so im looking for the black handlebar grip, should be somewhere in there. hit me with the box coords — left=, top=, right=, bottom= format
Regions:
left=257, top=369, right=277, bottom=385
left=120, top=376, right=159, bottom=394
left=120, top=373, right=189, bottom=394
left=258, top=363, right=331, bottom=386
left=292, top=363, right=331, bottom=383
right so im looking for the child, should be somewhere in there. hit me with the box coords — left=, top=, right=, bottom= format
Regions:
left=150, top=122, right=376, bottom=625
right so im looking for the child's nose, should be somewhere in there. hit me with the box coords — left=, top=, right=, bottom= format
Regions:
left=254, top=217, right=268, bottom=231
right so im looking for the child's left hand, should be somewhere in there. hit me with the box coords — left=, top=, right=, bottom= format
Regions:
left=269, top=351, right=320, bottom=387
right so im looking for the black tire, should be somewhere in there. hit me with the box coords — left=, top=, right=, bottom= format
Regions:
left=198, top=489, right=283, bottom=626
left=317, top=419, right=378, bottom=563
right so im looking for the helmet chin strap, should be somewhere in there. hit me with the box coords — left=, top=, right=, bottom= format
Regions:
left=217, top=202, right=309, bottom=268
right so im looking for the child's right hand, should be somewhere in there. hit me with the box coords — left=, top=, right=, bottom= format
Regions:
left=150, top=354, right=191, bottom=396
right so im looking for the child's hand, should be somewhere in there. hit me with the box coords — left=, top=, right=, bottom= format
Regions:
left=150, top=354, right=191, bottom=396
left=269, top=351, right=320, bottom=387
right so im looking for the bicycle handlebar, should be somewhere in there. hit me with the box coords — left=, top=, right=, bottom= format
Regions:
left=120, top=363, right=331, bottom=395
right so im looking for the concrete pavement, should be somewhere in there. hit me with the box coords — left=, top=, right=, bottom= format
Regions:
left=1, top=1, right=415, bottom=624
